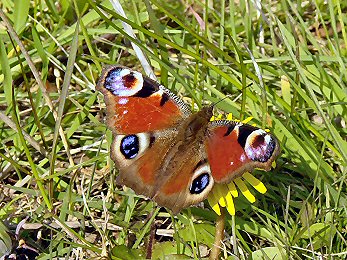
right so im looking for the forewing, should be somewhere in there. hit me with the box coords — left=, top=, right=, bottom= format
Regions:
left=97, top=65, right=191, bottom=134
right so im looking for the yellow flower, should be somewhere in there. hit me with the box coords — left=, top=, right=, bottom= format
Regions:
left=207, top=173, right=267, bottom=215
left=208, top=114, right=267, bottom=216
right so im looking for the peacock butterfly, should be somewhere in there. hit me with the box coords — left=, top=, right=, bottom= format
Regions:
left=97, top=65, right=280, bottom=214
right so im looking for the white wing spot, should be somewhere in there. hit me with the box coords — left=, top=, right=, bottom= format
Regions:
left=118, top=98, right=129, bottom=105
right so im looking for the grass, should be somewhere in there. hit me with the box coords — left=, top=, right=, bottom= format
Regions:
left=0, top=0, right=346, bottom=259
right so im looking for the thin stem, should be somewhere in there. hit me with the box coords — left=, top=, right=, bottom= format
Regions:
left=210, top=208, right=226, bottom=259
left=231, top=215, right=238, bottom=257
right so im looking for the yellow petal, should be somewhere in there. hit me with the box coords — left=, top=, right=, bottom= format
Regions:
left=210, top=115, right=216, bottom=121
left=207, top=193, right=221, bottom=215
left=234, top=178, right=256, bottom=203
left=227, top=182, right=238, bottom=197
left=226, top=113, right=233, bottom=121
left=211, top=202, right=221, bottom=215
left=243, top=172, right=267, bottom=194
left=218, top=196, right=227, bottom=207
left=241, top=116, right=253, bottom=124
left=216, top=185, right=229, bottom=207
left=225, top=191, right=235, bottom=215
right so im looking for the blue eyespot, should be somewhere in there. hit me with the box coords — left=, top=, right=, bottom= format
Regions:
left=120, top=135, right=139, bottom=159
left=190, top=173, right=210, bottom=194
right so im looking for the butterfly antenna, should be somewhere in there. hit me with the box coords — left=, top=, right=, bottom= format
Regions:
left=211, top=94, right=232, bottom=108
left=246, top=82, right=253, bottom=89
left=211, top=83, right=253, bottom=108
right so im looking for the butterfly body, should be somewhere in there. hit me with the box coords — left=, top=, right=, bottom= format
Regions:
left=97, top=66, right=280, bottom=213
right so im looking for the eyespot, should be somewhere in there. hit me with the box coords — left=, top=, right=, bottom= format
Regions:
left=189, top=163, right=214, bottom=195
left=113, top=133, right=150, bottom=164
left=190, top=173, right=210, bottom=194
left=244, top=129, right=276, bottom=162
left=104, top=68, right=143, bottom=97
left=120, top=135, right=139, bottom=159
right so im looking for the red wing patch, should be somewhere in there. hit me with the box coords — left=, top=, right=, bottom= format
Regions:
left=103, top=93, right=184, bottom=134
left=136, top=146, right=162, bottom=185
left=97, top=66, right=190, bottom=134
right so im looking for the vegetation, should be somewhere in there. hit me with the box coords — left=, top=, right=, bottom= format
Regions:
left=0, top=0, right=346, bottom=259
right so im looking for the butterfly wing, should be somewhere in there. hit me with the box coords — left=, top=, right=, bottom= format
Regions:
left=205, top=120, right=280, bottom=183
left=97, top=65, right=191, bottom=134
left=97, top=66, right=192, bottom=200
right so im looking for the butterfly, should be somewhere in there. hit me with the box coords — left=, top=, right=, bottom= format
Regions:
left=97, top=65, right=280, bottom=214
